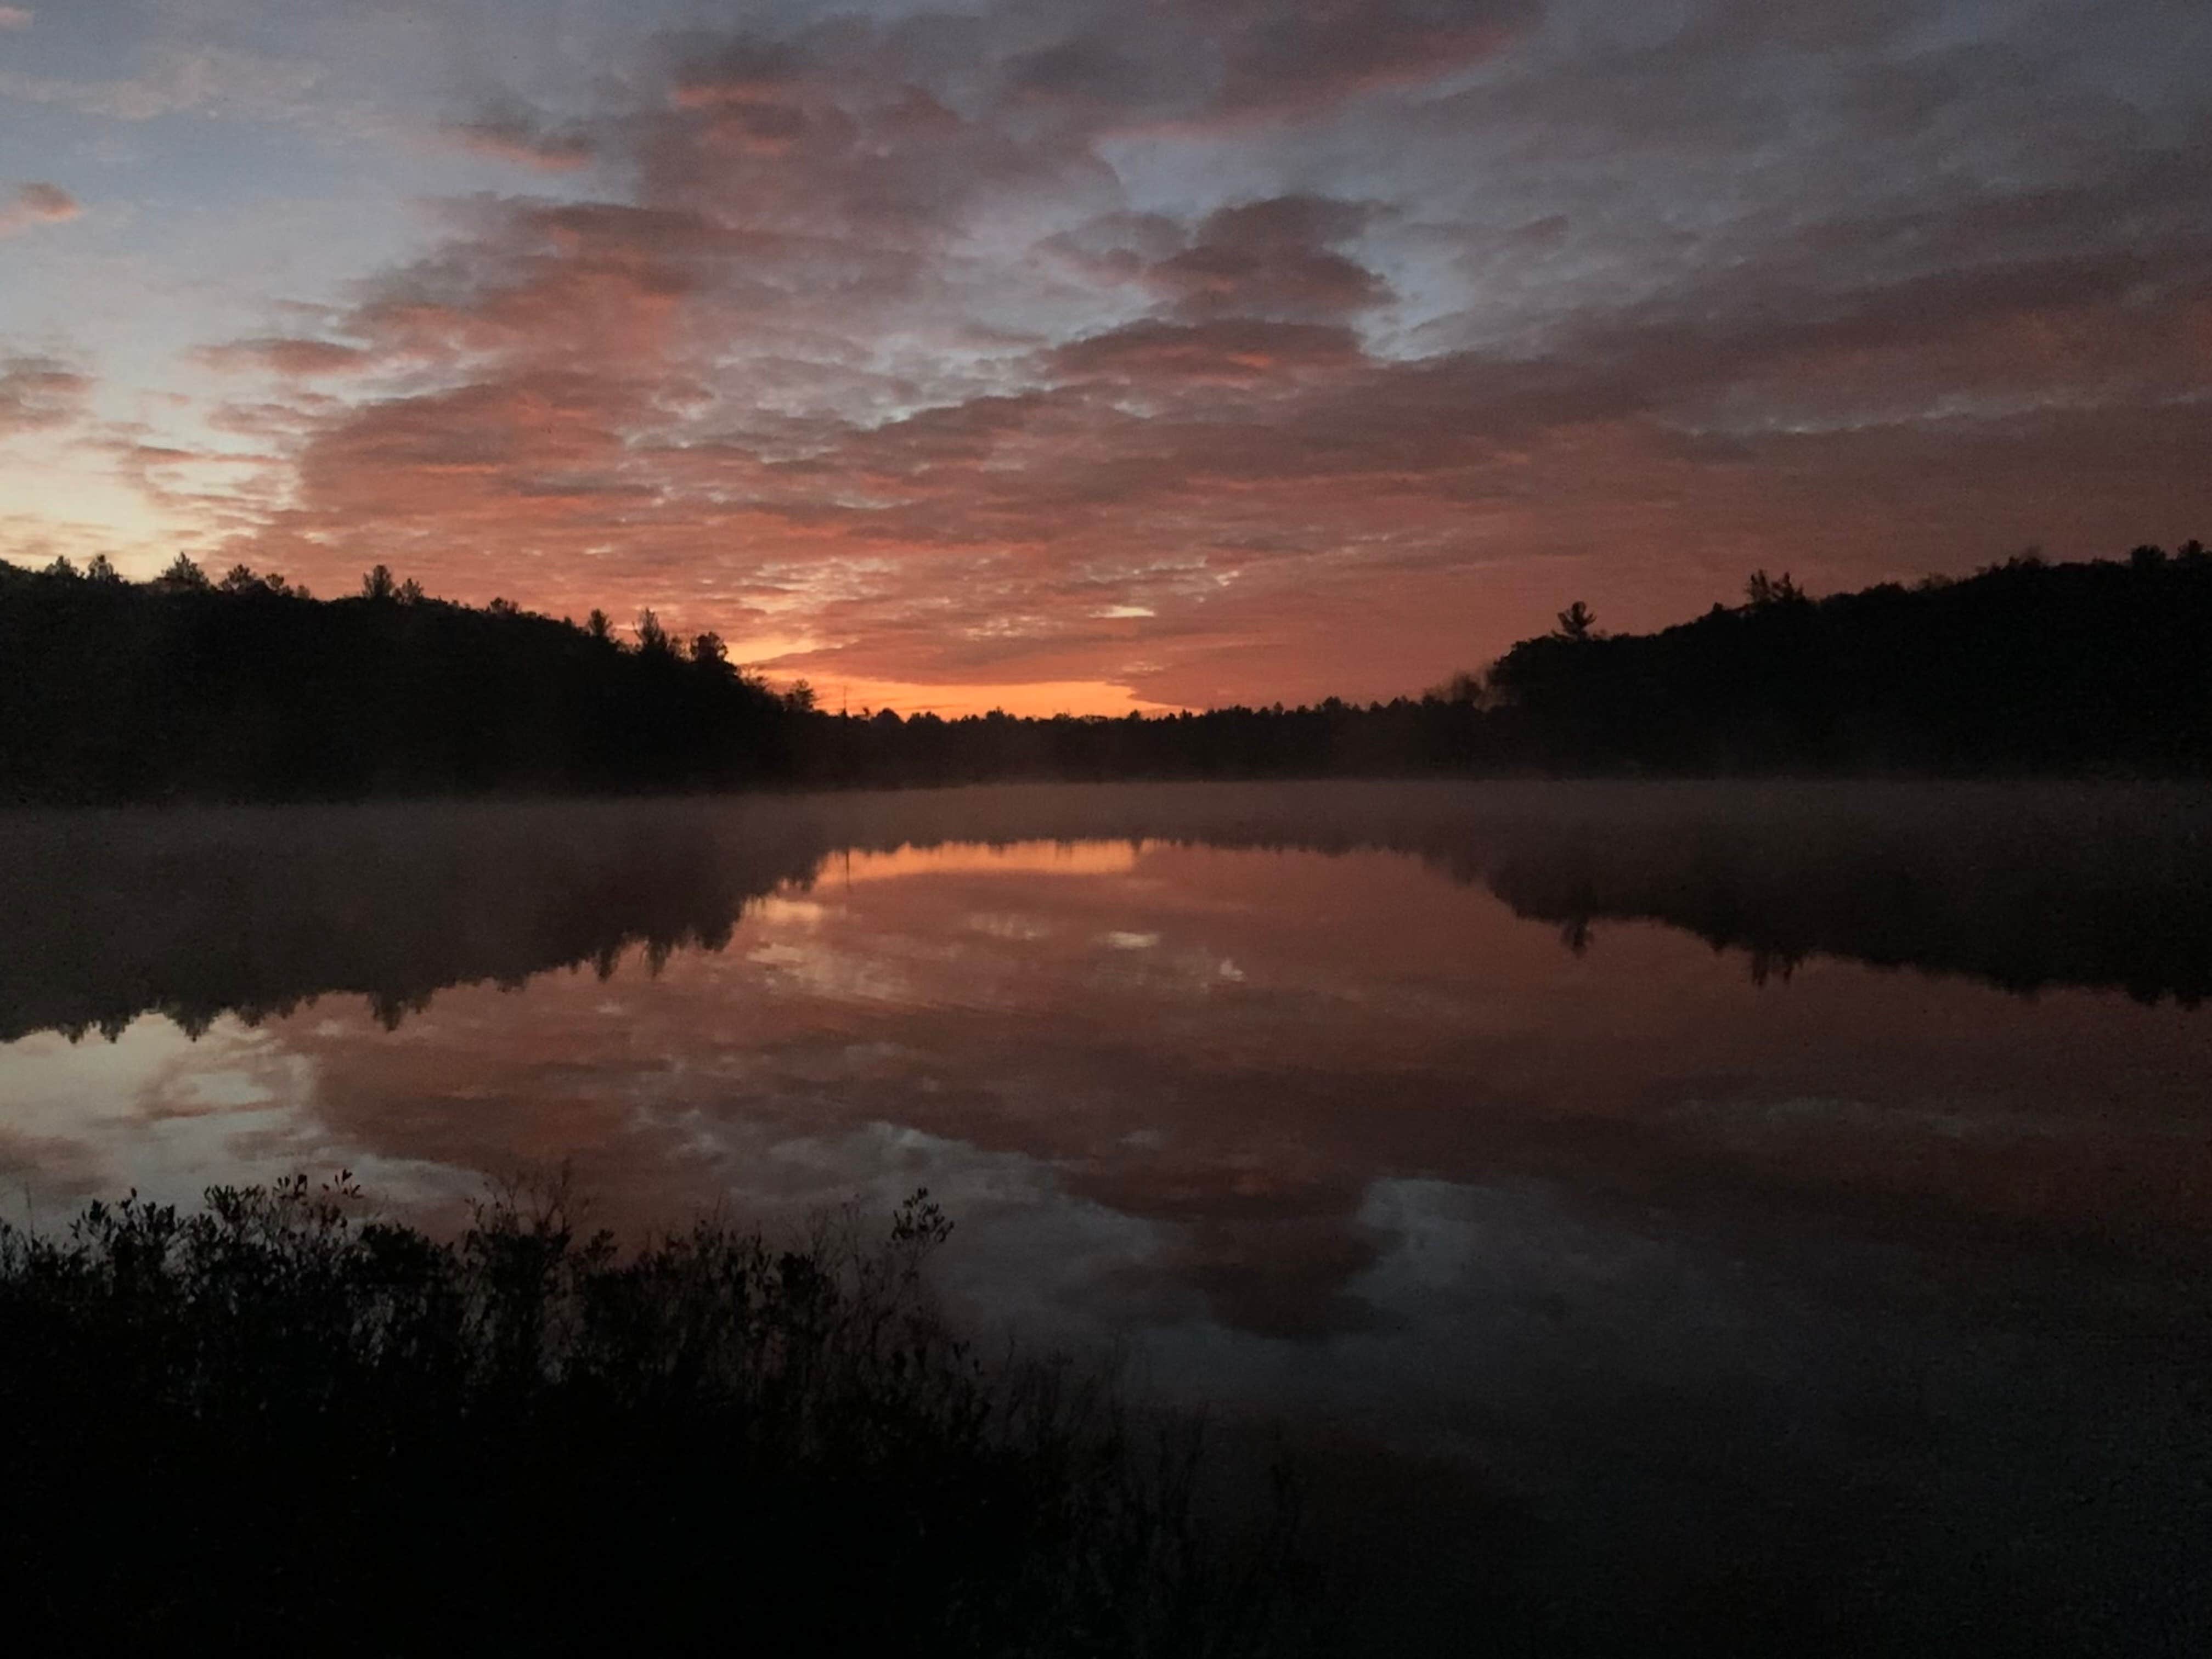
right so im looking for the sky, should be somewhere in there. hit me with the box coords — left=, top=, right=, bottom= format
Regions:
left=3, top=0, right=2209, bottom=714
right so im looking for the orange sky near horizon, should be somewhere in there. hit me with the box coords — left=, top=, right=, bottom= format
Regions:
left=803, top=678, right=1186, bottom=719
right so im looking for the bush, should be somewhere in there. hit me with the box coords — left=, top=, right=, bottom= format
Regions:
left=0, top=1177, right=1298, bottom=1655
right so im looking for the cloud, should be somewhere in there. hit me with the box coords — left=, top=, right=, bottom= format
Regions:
left=0, top=8, right=32, bottom=31
left=0, top=44, right=328, bottom=125
left=195, top=338, right=374, bottom=377
left=1175, top=0, right=1540, bottom=124
left=995, top=0, right=1540, bottom=129
left=0, top=357, right=91, bottom=437
left=1144, top=195, right=1390, bottom=321
left=93, top=0, right=2197, bottom=709
left=1049, top=318, right=1365, bottom=383
left=445, top=108, right=598, bottom=172
left=0, top=182, right=80, bottom=236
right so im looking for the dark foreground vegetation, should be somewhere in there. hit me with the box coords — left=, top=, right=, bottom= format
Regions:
left=0, top=1178, right=1296, bottom=1656
left=2, top=541, right=2208, bottom=802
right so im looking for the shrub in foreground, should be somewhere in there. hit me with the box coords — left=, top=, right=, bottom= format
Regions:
left=0, top=1177, right=1296, bottom=1655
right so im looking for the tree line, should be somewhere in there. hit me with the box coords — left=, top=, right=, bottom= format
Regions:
left=0, top=556, right=796, bottom=802
left=2, top=540, right=2206, bottom=803
left=1484, top=543, right=2212, bottom=774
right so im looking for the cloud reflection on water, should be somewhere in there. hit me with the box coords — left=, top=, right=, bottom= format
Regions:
left=4, top=783, right=2208, bottom=1323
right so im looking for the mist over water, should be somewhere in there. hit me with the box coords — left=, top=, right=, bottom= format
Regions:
left=3, top=780, right=2209, bottom=1647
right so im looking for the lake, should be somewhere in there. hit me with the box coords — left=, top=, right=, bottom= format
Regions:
left=3, top=779, right=2209, bottom=1650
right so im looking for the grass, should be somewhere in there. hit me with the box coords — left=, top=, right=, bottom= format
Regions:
left=0, top=1176, right=1300, bottom=1656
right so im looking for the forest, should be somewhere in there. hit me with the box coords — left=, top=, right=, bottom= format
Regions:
left=1, top=542, right=2206, bottom=803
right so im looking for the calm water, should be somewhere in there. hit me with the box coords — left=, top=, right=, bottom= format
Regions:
left=4, top=780, right=2209, bottom=1647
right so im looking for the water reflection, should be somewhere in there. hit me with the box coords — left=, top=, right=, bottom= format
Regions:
left=5, top=781, right=2208, bottom=1290
left=5, top=784, right=2209, bottom=1054
left=4, top=781, right=2209, bottom=1644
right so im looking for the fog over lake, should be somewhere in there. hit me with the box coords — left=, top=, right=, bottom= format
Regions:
left=4, top=780, right=2208, bottom=1646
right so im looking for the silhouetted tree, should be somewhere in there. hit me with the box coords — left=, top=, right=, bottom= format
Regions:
left=360, top=564, right=398, bottom=602
left=688, top=630, right=729, bottom=670
left=585, top=608, right=614, bottom=644
left=155, top=554, right=210, bottom=591
left=83, top=554, right=122, bottom=584
left=635, top=608, right=672, bottom=656
left=1743, top=569, right=1805, bottom=607
left=1555, top=601, right=1596, bottom=641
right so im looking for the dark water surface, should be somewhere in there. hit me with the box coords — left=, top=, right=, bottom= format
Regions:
left=4, top=781, right=2209, bottom=1650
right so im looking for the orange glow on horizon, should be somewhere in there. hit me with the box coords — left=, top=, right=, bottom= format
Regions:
left=785, top=676, right=1187, bottom=720
left=825, top=840, right=1141, bottom=884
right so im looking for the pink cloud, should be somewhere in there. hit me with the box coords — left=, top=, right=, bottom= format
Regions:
left=195, top=338, right=374, bottom=377
left=0, top=357, right=90, bottom=436
left=0, top=182, right=80, bottom=236
left=116, top=3, right=2201, bottom=712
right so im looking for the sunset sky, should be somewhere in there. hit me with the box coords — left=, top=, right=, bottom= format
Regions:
left=4, top=1, right=2209, bottom=714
